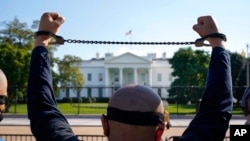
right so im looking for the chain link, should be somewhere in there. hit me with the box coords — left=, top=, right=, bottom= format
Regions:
left=36, top=31, right=225, bottom=47
left=64, top=39, right=195, bottom=46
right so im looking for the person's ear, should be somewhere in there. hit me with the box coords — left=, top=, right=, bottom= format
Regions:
left=155, top=123, right=165, bottom=141
left=101, top=115, right=109, bottom=136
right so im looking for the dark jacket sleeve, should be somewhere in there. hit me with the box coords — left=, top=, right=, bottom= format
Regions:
left=178, top=47, right=233, bottom=141
left=27, top=46, right=79, bottom=141
left=240, top=87, right=250, bottom=115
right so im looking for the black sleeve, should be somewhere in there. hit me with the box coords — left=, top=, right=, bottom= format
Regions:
left=241, top=87, right=250, bottom=115
left=179, top=47, right=233, bottom=141
left=27, top=46, right=79, bottom=141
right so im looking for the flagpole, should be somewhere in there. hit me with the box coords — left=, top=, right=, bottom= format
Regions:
left=130, top=30, right=132, bottom=49
left=125, top=30, right=132, bottom=49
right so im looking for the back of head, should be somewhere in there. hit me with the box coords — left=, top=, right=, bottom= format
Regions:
left=109, top=84, right=164, bottom=112
left=103, top=84, right=165, bottom=141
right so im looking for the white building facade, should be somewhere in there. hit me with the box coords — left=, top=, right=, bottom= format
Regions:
left=58, top=52, right=174, bottom=99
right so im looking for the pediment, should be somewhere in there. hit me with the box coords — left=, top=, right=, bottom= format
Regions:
left=105, top=52, right=151, bottom=64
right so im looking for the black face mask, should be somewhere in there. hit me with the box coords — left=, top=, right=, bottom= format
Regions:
left=0, top=96, right=6, bottom=122
left=0, top=96, right=6, bottom=105
left=0, top=111, right=3, bottom=122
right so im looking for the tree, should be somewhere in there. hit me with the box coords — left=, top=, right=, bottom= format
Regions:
left=57, top=55, right=84, bottom=99
left=168, top=47, right=210, bottom=103
left=0, top=17, right=61, bottom=112
left=0, top=18, right=34, bottom=112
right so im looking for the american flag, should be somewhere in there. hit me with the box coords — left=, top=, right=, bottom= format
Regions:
left=125, top=30, right=132, bottom=36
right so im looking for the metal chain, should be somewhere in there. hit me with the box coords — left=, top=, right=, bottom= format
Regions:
left=47, top=33, right=212, bottom=47
left=64, top=39, right=195, bottom=46
left=36, top=31, right=226, bottom=47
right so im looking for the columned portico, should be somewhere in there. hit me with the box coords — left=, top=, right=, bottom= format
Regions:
left=105, top=67, right=152, bottom=86
left=105, top=52, right=153, bottom=88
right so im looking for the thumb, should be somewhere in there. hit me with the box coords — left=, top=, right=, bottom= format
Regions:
left=192, top=24, right=203, bottom=36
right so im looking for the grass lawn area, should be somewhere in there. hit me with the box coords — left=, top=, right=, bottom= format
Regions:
left=8, top=103, right=243, bottom=115
left=8, top=103, right=108, bottom=114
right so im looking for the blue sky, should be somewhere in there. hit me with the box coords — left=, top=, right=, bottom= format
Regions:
left=1, top=0, right=249, bottom=59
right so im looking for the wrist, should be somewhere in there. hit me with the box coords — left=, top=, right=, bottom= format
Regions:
left=208, top=38, right=225, bottom=48
left=35, top=35, right=51, bottom=47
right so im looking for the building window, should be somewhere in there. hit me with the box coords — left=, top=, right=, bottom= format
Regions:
left=87, top=88, right=91, bottom=97
left=98, top=73, right=103, bottom=81
left=141, top=73, right=145, bottom=81
left=87, top=73, right=92, bottom=81
left=157, top=73, right=162, bottom=82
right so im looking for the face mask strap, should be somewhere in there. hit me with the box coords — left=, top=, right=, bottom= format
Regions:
left=102, top=114, right=110, bottom=136
left=0, top=95, right=6, bottom=104
left=106, top=107, right=164, bottom=126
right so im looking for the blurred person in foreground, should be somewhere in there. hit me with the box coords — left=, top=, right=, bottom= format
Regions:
left=27, top=12, right=232, bottom=141
left=0, top=69, right=8, bottom=122
left=240, top=87, right=250, bottom=125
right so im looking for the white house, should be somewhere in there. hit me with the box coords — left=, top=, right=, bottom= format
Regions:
left=58, top=52, right=174, bottom=99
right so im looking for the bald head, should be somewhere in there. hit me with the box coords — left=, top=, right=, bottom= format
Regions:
left=109, top=84, right=164, bottom=113
left=0, top=69, right=7, bottom=97
left=102, top=84, right=165, bottom=140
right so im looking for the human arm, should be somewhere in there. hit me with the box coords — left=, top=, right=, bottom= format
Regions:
left=27, top=12, right=79, bottom=141
left=178, top=16, right=233, bottom=141
left=240, top=87, right=250, bottom=124
left=247, top=95, right=250, bottom=123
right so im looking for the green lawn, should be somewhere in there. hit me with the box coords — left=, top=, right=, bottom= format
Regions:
left=8, top=103, right=108, bottom=114
left=8, top=103, right=243, bottom=115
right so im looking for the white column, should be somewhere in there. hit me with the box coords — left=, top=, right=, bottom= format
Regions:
left=149, top=68, right=152, bottom=86
left=105, top=68, right=109, bottom=97
left=134, top=68, right=137, bottom=84
left=119, top=68, right=123, bottom=87
left=105, top=68, right=109, bottom=86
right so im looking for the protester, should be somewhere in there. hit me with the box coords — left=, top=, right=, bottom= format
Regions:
left=27, top=12, right=232, bottom=141
left=0, top=69, right=8, bottom=122
left=27, top=12, right=79, bottom=141
left=101, top=84, right=166, bottom=141
left=177, top=16, right=233, bottom=140
left=240, top=87, right=250, bottom=125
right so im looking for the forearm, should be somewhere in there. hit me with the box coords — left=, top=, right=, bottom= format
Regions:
left=27, top=46, right=58, bottom=119
left=28, top=33, right=56, bottom=116
left=180, top=46, right=233, bottom=141
left=27, top=46, right=77, bottom=140
left=199, top=46, right=233, bottom=114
